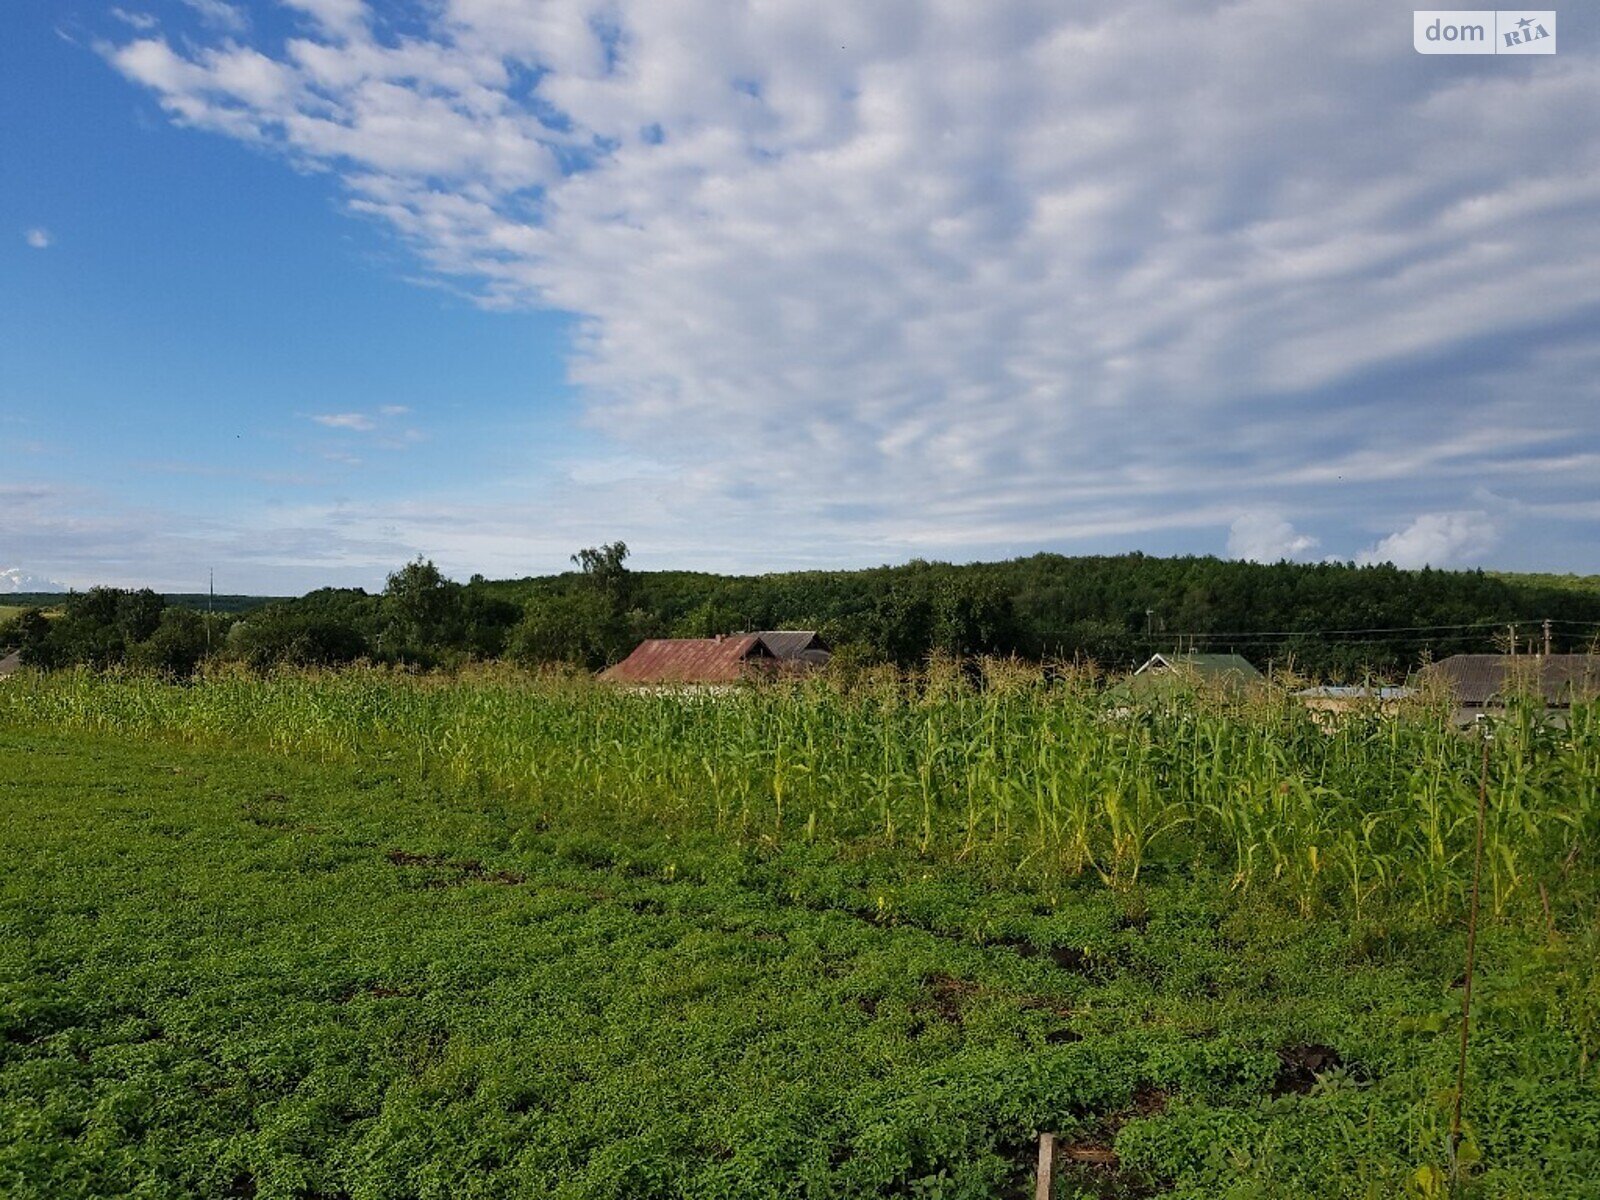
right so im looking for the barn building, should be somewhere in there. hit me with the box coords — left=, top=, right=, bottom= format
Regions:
left=1130, top=652, right=1263, bottom=690
left=603, top=631, right=830, bottom=686
left=1415, top=654, right=1600, bottom=718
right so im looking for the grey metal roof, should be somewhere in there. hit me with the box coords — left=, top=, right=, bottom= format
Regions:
left=0, top=651, right=21, bottom=677
left=754, top=631, right=830, bottom=661
left=1417, top=654, right=1600, bottom=706
left=1295, top=685, right=1414, bottom=700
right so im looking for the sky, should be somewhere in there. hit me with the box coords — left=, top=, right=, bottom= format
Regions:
left=3, top=1, right=1599, bottom=595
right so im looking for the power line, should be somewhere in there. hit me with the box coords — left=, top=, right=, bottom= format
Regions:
left=1037, top=617, right=1600, bottom=643
left=1043, top=619, right=1534, bottom=640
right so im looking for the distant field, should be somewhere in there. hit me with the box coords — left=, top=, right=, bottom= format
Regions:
left=1, top=675, right=1596, bottom=1198
left=0, top=594, right=71, bottom=610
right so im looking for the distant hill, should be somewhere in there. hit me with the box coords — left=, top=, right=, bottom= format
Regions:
left=1491, top=572, right=1600, bottom=595
left=159, top=593, right=286, bottom=615
left=464, top=552, right=1600, bottom=676
left=13, top=556, right=1600, bottom=680
left=1, top=592, right=281, bottom=615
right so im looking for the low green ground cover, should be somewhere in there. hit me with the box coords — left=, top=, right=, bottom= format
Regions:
left=2, top=710, right=1597, bottom=1198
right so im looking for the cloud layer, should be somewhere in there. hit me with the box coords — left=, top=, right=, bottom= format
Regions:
left=1227, top=513, right=1320, bottom=564
left=69, top=1, right=1600, bottom=582
left=0, top=567, right=67, bottom=594
left=1357, top=510, right=1500, bottom=569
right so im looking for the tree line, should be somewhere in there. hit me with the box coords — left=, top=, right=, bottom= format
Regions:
left=7, top=546, right=1599, bottom=679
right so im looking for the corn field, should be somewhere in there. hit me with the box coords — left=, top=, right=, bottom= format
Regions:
left=4, top=662, right=1595, bottom=921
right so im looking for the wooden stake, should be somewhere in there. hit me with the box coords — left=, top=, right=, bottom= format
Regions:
left=1451, top=735, right=1489, bottom=1189
left=1035, top=1132, right=1055, bottom=1200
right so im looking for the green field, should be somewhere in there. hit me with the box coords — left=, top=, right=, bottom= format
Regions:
left=2, top=671, right=1598, bottom=1198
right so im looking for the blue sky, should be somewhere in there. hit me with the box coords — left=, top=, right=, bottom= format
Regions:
left=4, top=1, right=1600, bottom=593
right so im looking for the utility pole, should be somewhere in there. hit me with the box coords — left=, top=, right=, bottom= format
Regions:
left=206, top=569, right=214, bottom=654
left=1543, top=619, right=1553, bottom=657
left=1508, top=623, right=1517, bottom=657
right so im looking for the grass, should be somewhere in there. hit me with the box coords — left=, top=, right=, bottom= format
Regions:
left=1, top=671, right=1598, bottom=1197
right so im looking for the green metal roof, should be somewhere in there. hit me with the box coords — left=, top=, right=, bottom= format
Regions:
left=1133, top=652, right=1263, bottom=681
left=1106, top=652, right=1264, bottom=700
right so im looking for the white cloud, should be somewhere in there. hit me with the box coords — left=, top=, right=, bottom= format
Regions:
left=310, top=412, right=377, bottom=431
left=94, top=2, right=1600, bottom=572
left=1358, top=511, right=1500, bottom=569
left=111, top=9, right=158, bottom=32
left=24, top=228, right=52, bottom=249
left=178, top=0, right=248, bottom=35
left=306, top=409, right=422, bottom=452
left=0, top=568, right=67, bottom=595
left=281, top=0, right=366, bottom=39
left=1227, top=513, right=1320, bottom=563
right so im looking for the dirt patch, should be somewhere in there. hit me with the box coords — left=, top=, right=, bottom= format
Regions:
left=1019, top=993, right=1075, bottom=1018
left=386, top=848, right=447, bottom=868
left=923, top=973, right=980, bottom=1023
left=1272, top=1043, right=1343, bottom=1096
left=986, top=934, right=1107, bottom=977
left=385, top=849, right=524, bottom=886
left=1051, top=1160, right=1164, bottom=1199
left=1054, top=1087, right=1171, bottom=1198
left=336, top=981, right=413, bottom=1003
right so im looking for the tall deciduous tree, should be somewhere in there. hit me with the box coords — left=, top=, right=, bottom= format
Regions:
left=571, top=542, right=632, bottom=610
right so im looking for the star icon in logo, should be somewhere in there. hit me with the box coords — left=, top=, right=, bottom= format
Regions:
left=1517, top=16, right=1534, bottom=29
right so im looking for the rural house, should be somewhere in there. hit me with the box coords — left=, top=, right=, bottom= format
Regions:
left=602, top=631, right=828, bottom=686
left=0, top=651, right=20, bottom=680
left=603, top=634, right=774, bottom=685
left=1416, top=654, right=1600, bottom=719
left=752, top=630, right=831, bottom=667
left=1293, top=685, right=1414, bottom=719
left=1129, top=652, right=1263, bottom=691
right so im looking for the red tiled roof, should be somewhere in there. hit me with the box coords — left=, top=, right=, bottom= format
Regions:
left=602, top=635, right=773, bottom=684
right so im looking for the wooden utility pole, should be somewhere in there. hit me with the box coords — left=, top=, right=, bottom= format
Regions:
left=1507, top=623, right=1517, bottom=657
left=1543, top=619, right=1553, bottom=657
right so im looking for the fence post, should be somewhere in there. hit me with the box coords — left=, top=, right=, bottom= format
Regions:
left=1035, top=1131, right=1055, bottom=1200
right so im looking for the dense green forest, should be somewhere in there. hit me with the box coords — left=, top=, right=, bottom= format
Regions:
left=7, top=549, right=1600, bottom=680
left=0, top=591, right=277, bottom=614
